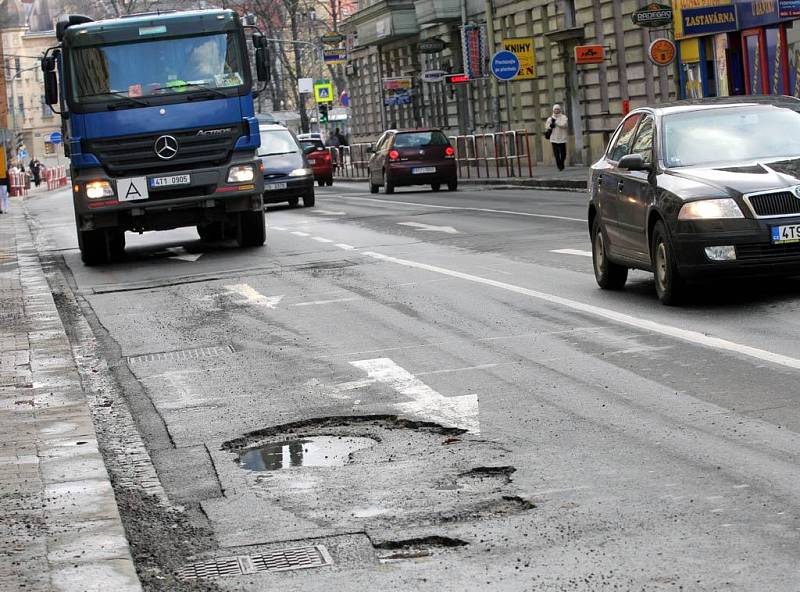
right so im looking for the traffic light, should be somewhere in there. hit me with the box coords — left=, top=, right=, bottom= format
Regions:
left=319, top=104, right=329, bottom=124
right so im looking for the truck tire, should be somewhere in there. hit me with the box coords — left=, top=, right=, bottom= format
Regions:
left=79, top=229, right=110, bottom=266
left=109, top=229, right=126, bottom=259
left=288, top=197, right=299, bottom=207
left=197, top=222, right=224, bottom=241
left=237, top=211, right=266, bottom=247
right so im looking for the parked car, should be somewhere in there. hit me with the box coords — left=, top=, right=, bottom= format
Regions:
left=588, top=97, right=800, bottom=305
left=298, top=136, right=334, bottom=187
left=367, top=129, right=457, bottom=194
left=259, top=124, right=314, bottom=207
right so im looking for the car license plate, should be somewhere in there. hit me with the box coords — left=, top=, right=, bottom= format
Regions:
left=771, top=223, right=800, bottom=244
left=412, top=167, right=436, bottom=174
left=150, top=174, right=190, bottom=188
left=264, top=182, right=287, bottom=191
left=308, top=159, right=316, bottom=164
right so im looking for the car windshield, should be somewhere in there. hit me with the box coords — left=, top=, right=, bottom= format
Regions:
left=299, top=140, right=324, bottom=152
left=259, top=130, right=300, bottom=156
left=71, top=32, right=245, bottom=105
left=663, top=106, right=800, bottom=167
left=393, top=131, right=449, bottom=148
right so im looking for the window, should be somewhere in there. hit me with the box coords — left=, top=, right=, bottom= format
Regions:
left=41, top=95, right=52, bottom=118
left=258, top=129, right=299, bottom=156
left=14, top=57, right=20, bottom=76
left=392, top=131, right=449, bottom=148
left=630, top=116, right=654, bottom=163
left=17, top=96, right=25, bottom=118
left=607, top=114, right=642, bottom=162
left=4, top=58, right=10, bottom=80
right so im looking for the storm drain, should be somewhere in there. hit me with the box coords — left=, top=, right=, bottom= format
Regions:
left=176, top=545, right=333, bottom=580
left=127, top=345, right=235, bottom=366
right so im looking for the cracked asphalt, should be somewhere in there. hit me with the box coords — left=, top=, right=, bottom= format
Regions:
left=24, top=181, right=800, bottom=591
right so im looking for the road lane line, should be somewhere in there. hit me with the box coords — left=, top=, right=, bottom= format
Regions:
left=335, top=243, right=356, bottom=250
left=270, top=226, right=287, bottom=231
left=552, top=248, right=592, bottom=257
left=397, top=222, right=460, bottom=234
left=313, top=209, right=347, bottom=215
left=416, top=363, right=500, bottom=376
left=291, top=231, right=310, bottom=237
left=311, top=237, right=335, bottom=243
left=331, top=194, right=585, bottom=223
left=224, top=284, right=283, bottom=309
left=292, top=297, right=359, bottom=307
left=360, top=251, right=800, bottom=371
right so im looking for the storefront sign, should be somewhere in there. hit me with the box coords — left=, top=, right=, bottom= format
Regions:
left=649, top=38, right=677, bottom=66
left=682, top=5, right=738, bottom=37
left=321, top=32, right=346, bottom=46
left=461, top=24, right=487, bottom=78
left=445, top=73, right=470, bottom=84
left=632, top=3, right=674, bottom=27
left=574, top=44, right=606, bottom=65
left=421, top=70, right=447, bottom=83
left=736, top=0, right=788, bottom=27
left=501, top=37, right=537, bottom=80
left=383, top=77, right=413, bottom=106
left=323, top=49, right=347, bottom=65
left=419, top=38, right=446, bottom=54
left=779, top=0, right=800, bottom=17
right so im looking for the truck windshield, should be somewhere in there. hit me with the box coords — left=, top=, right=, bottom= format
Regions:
left=71, top=32, right=245, bottom=106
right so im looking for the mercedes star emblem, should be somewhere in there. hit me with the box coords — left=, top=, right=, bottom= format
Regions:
left=154, top=135, right=178, bottom=160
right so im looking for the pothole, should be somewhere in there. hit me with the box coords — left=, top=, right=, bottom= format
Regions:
left=374, top=536, right=468, bottom=563
left=238, top=436, right=376, bottom=471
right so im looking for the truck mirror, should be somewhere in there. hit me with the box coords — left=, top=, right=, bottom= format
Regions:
left=252, top=31, right=264, bottom=48
left=255, top=47, right=270, bottom=83
left=42, top=57, right=58, bottom=105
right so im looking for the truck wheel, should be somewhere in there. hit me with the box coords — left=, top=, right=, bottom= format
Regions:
left=79, top=229, right=109, bottom=266
left=237, top=211, right=266, bottom=247
left=303, top=192, right=315, bottom=207
left=109, top=230, right=126, bottom=259
left=197, top=222, right=224, bottom=241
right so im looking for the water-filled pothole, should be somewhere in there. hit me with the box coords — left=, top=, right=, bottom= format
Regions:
left=238, top=436, right=375, bottom=471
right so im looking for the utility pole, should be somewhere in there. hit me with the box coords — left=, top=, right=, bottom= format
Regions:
left=461, top=0, right=473, bottom=134
left=484, top=0, right=500, bottom=131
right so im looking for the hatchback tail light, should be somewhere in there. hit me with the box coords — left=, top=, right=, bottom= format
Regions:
left=388, top=150, right=400, bottom=161
left=445, top=146, right=455, bottom=158
left=323, top=152, right=331, bottom=162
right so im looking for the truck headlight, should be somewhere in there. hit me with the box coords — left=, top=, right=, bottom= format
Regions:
left=85, top=180, right=114, bottom=199
left=227, top=165, right=255, bottom=183
left=288, top=168, right=312, bottom=177
left=678, top=199, right=744, bottom=220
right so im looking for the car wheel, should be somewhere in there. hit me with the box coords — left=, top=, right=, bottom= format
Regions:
left=591, top=217, right=628, bottom=290
left=318, top=179, right=324, bottom=187
left=237, top=211, right=266, bottom=247
left=369, top=183, right=379, bottom=194
left=384, top=173, right=395, bottom=194
left=447, top=179, right=458, bottom=192
left=431, top=183, right=441, bottom=192
left=288, top=197, right=299, bottom=207
left=326, top=178, right=333, bottom=186
left=303, top=193, right=315, bottom=207
left=651, top=220, right=687, bottom=305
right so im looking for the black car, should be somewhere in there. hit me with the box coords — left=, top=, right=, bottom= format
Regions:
left=259, top=124, right=315, bottom=207
left=588, top=97, right=800, bottom=305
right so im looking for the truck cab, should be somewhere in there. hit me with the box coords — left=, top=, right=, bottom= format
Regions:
left=43, top=10, right=269, bottom=264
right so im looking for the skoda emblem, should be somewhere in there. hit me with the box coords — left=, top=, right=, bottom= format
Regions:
left=154, top=135, right=178, bottom=160
left=794, top=186, right=800, bottom=199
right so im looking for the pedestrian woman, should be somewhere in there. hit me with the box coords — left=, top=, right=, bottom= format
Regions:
left=0, top=169, right=10, bottom=214
left=545, top=104, right=569, bottom=171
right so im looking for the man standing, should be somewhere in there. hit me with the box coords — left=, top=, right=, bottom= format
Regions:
left=545, top=104, right=569, bottom=171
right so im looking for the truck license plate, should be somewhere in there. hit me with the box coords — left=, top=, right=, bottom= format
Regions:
left=150, top=174, right=190, bottom=188
left=117, top=177, right=149, bottom=202
left=771, top=223, right=800, bottom=244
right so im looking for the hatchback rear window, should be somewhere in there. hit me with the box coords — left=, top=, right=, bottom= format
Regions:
left=300, top=139, right=325, bottom=151
left=393, top=131, right=449, bottom=148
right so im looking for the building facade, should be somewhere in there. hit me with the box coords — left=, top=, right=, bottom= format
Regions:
left=342, top=0, right=680, bottom=166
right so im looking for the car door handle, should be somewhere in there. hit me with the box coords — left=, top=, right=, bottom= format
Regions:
left=617, top=181, right=625, bottom=192
left=597, top=174, right=603, bottom=184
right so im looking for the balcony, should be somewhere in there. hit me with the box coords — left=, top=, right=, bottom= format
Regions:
left=414, top=0, right=460, bottom=25
left=344, top=0, right=419, bottom=46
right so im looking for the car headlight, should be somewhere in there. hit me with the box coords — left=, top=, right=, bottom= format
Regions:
left=288, top=168, right=312, bottom=177
left=678, top=198, right=744, bottom=220
left=227, top=165, right=255, bottom=183
left=86, top=180, right=114, bottom=200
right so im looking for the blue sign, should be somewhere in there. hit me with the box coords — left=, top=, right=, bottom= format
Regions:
left=18, top=149, right=28, bottom=159
left=48, top=131, right=62, bottom=144
left=780, top=0, right=800, bottom=18
left=736, top=0, right=788, bottom=27
left=491, top=50, right=520, bottom=82
left=682, top=5, right=738, bottom=37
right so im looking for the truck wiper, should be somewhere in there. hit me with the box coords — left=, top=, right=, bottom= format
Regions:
left=151, top=83, right=228, bottom=99
left=80, top=91, right=149, bottom=109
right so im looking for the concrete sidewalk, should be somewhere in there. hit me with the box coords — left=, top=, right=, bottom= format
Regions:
left=0, top=199, right=141, bottom=591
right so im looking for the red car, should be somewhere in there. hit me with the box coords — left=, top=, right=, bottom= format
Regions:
left=299, top=137, right=334, bottom=187
left=367, top=129, right=457, bottom=194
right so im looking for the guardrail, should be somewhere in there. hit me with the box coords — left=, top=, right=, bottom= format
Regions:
left=44, top=166, right=68, bottom=191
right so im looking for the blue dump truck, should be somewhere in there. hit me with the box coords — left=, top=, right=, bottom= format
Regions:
left=41, top=9, right=270, bottom=264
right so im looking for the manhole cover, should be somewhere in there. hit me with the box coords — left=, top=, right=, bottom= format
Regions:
left=239, top=436, right=375, bottom=471
left=177, top=545, right=333, bottom=580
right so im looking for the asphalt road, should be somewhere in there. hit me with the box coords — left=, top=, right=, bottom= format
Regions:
left=26, top=181, right=800, bottom=591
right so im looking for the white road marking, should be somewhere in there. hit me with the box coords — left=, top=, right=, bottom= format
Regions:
left=311, top=236, right=334, bottom=243
left=224, top=284, right=283, bottom=309
left=270, top=226, right=287, bottom=231
left=335, top=243, right=356, bottom=250
left=416, top=363, right=500, bottom=376
left=291, top=297, right=359, bottom=307
left=291, top=231, right=310, bottom=237
left=397, top=221, right=460, bottom=234
left=332, top=194, right=585, bottom=223
left=359, top=251, right=800, bottom=372
left=313, top=209, right=347, bottom=216
left=166, top=247, right=203, bottom=262
left=350, top=358, right=479, bottom=433
left=552, top=248, right=592, bottom=258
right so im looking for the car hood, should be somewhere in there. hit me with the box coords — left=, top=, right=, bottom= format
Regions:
left=260, top=152, right=303, bottom=175
left=665, top=158, right=800, bottom=197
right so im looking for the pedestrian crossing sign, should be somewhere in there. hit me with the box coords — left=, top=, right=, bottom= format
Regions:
left=314, top=80, right=334, bottom=103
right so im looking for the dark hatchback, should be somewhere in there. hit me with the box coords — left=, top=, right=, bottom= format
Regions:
left=259, top=124, right=315, bottom=207
left=588, top=98, right=800, bottom=304
left=367, top=129, right=457, bottom=194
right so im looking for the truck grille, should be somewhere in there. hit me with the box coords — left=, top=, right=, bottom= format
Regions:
left=746, top=191, right=800, bottom=217
left=83, top=125, right=243, bottom=177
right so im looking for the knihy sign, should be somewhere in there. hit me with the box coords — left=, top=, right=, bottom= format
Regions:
left=501, top=37, right=536, bottom=80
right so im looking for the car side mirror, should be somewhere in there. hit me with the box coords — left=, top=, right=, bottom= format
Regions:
left=618, top=153, right=651, bottom=172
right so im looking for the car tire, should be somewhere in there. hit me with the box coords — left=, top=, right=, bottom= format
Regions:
left=384, top=173, right=395, bottom=194
left=318, top=179, right=324, bottom=187
left=197, top=222, right=224, bottom=241
left=591, top=217, right=628, bottom=290
left=78, top=229, right=109, bottom=266
left=288, top=197, right=299, bottom=207
left=447, top=179, right=458, bottom=192
left=237, top=211, right=266, bottom=247
left=303, top=193, right=315, bottom=207
left=431, top=183, right=441, bottom=192
left=369, top=183, right=379, bottom=194
left=651, top=220, right=687, bottom=305
left=326, top=178, right=333, bottom=186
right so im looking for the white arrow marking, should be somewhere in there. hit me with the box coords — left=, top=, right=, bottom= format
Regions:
left=313, top=209, right=347, bottom=216
left=350, top=358, right=479, bottom=433
left=167, top=247, right=203, bottom=262
left=397, top=222, right=460, bottom=234
left=551, top=248, right=592, bottom=258
left=223, top=284, right=283, bottom=308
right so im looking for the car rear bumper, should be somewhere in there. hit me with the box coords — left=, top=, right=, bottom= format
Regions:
left=262, top=175, right=314, bottom=203
left=387, top=161, right=457, bottom=186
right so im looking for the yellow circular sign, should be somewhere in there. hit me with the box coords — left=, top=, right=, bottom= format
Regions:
left=649, top=38, right=676, bottom=67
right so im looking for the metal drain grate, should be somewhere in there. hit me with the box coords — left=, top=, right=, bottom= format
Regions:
left=177, top=545, right=333, bottom=580
left=127, top=345, right=235, bottom=365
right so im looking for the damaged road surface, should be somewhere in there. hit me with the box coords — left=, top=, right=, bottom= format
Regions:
left=24, top=184, right=800, bottom=591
